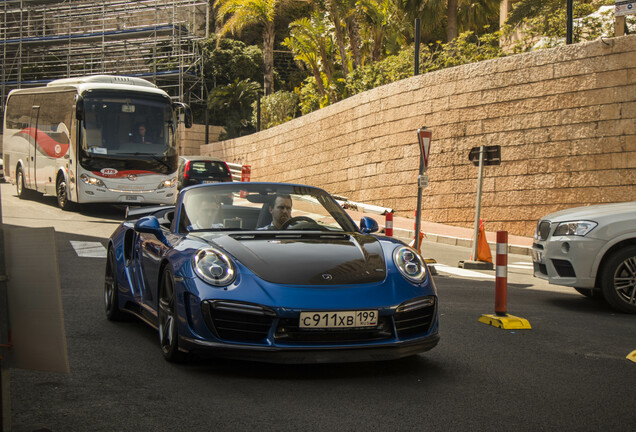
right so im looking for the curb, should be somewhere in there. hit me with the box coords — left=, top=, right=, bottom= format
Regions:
left=391, top=227, right=533, bottom=257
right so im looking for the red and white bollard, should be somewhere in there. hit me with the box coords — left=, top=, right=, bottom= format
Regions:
left=240, top=165, right=251, bottom=182
left=478, top=230, right=531, bottom=329
left=385, top=211, right=393, bottom=237
left=495, top=231, right=508, bottom=316
left=240, top=165, right=251, bottom=198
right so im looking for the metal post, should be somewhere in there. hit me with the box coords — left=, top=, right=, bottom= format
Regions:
left=566, top=0, right=573, bottom=44
left=414, top=18, right=420, bottom=76
left=256, top=93, right=261, bottom=132
left=471, top=145, right=485, bottom=261
left=0, top=174, right=11, bottom=431
left=414, top=152, right=424, bottom=252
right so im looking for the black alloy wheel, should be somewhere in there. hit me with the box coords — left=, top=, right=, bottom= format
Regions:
left=158, top=267, right=186, bottom=362
left=600, top=245, right=636, bottom=314
left=104, top=247, right=125, bottom=321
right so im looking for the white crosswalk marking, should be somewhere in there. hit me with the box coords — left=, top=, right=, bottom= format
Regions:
left=433, top=264, right=495, bottom=279
left=70, top=241, right=107, bottom=258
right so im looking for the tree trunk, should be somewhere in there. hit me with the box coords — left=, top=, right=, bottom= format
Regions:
left=327, top=2, right=349, bottom=77
left=262, top=21, right=275, bottom=96
left=446, top=0, right=458, bottom=42
left=345, top=15, right=362, bottom=69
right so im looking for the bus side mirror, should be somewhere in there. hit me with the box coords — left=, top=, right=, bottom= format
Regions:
left=75, top=96, right=84, bottom=121
left=173, top=102, right=192, bottom=128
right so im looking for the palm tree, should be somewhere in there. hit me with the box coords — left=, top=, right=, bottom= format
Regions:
left=283, top=13, right=337, bottom=98
left=398, top=0, right=499, bottom=42
left=216, top=0, right=293, bottom=96
left=324, top=0, right=352, bottom=77
left=357, top=0, right=408, bottom=62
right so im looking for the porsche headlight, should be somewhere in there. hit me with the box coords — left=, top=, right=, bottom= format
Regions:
left=393, top=246, right=427, bottom=283
left=192, top=248, right=236, bottom=286
left=553, top=221, right=597, bottom=237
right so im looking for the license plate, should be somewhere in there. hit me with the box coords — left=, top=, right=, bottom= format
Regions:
left=532, top=249, right=543, bottom=263
left=125, top=195, right=141, bottom=201
left=202, top=180, right=219, bottom=184
left=299, top=310, right=378, bottom=329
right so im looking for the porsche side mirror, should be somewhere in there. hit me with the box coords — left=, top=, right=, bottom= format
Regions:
left=134, top=216, right=170, bottom=246
left=360, top=216, right=379, bottom=234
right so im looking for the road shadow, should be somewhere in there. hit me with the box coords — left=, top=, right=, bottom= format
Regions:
left=3, top=186, right=128, bottom=222
left=181, top=349, right=446, bottom=381
left=544, top=294, right=620, bottom=315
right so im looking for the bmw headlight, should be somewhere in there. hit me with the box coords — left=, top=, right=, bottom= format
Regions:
left=192, top=248, right=236, bottom=286
left=158, top=177, right=177, bottom=189
left=553, top=221, right=597, bottom=237
left=393, top=246, right=427, bottom=283
left=79, top=173, right=105, bottom=187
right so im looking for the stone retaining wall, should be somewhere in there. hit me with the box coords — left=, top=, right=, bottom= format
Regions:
left=200, top=35, right=636, bottom=237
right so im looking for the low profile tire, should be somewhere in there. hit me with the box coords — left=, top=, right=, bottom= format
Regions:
left=56, top=176, right=73, bottom=210
left=600, top=246, right=636, bottom=314
left=104, top=247, right=125, bottom=321
left=158, top=267, right=186, bottom=362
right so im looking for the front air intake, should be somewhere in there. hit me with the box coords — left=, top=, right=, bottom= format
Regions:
left=394, top=296, right=436, bottom=339
left=201, top=301, right=275, bottom=343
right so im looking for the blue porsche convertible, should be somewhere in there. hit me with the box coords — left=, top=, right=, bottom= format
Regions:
left=105, top=182, right=439, bottom=363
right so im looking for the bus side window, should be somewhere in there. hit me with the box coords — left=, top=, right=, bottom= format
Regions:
left=38, top=92, right=74, bottom=145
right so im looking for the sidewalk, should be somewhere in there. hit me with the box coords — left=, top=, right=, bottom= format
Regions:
left=344, top=209, right=534, bottom=256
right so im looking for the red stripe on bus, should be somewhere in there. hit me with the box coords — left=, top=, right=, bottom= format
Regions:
left=18, top=128, right=70, bottom=158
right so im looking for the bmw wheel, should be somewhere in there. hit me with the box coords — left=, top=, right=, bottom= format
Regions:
left=104, top=247, right=125, bottom=321
left=158, top=267, right=186, bottom=362
left=600, top=246, right=636, bottom=314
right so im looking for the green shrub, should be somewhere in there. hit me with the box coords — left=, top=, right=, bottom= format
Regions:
left=252, top=91, right=300, bottom=130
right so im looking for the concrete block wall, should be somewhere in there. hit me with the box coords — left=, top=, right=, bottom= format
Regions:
left=179, top=124, right=225, bottom=156
left=201, top=35, right=636, bottom=237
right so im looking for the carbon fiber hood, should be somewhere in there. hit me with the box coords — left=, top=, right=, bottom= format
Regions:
left=208, top=232, right=387, bottom=285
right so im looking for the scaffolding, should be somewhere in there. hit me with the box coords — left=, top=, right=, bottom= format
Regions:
left=1, top=0, right=209, bottom=127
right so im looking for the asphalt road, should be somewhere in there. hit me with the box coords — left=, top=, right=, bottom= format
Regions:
left=2, top=183, right=635, bottom=432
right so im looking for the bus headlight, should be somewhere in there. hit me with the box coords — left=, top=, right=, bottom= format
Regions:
left=79, top=173, right=105, bottom=187
left=157, top=177, right=176, bottom=189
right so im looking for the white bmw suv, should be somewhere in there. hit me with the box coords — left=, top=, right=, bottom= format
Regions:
left=532, top=202, right=636, bottom=314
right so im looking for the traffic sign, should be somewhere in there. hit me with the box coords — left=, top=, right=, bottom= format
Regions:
left=417, top=128, right=432, bottom=170
left=469, top=145, right=501, bottom=166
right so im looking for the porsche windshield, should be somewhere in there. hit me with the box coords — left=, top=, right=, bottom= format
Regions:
left=78, top=92, right=178, bottom=174
left=178, top=184, right=358, bottom=233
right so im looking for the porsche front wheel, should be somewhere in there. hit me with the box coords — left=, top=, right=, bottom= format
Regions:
left=158, top=267, right=186, bottom=362
left=104, top=247, right=125, bottom=321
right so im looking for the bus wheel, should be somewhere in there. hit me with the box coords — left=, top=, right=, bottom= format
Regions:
left=16, top=166, right=28, bottom=199
left=56, top=175, right=72, bottom=210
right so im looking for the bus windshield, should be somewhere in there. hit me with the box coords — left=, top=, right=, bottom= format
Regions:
left=78, top=92, right=178, bottom=174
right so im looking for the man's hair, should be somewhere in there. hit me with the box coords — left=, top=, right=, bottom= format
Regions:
left=269, top=194, right=291, bottom=209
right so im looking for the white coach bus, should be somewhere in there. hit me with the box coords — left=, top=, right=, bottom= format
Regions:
left=2, top=75, right=192, bottom=209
